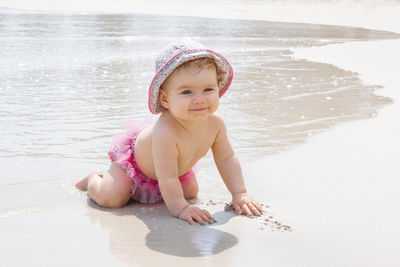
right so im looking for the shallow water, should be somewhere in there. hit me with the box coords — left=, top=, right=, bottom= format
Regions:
left=0, top=10, right=398, bottom=213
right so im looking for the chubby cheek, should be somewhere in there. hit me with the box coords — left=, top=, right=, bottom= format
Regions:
left=170, top=97, right=190, bottom=113
left=210, top=95, right=220, bottom=112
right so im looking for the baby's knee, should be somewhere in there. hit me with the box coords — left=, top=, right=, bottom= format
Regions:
left=95, top=188, right=130, bottom=208
left=101, top=198, right=127, bottom=209
left=88, top=170, right=132, bottom=208
left=183, top=181, right=199, bottom=199
left=184, top=188, right=198, bottom=199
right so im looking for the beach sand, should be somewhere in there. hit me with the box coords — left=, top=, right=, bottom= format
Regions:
left=1, top=1, right=400, bottom=266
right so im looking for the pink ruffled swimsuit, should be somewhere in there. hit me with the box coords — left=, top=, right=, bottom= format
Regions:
left=108, top=121, right=194, bottom=204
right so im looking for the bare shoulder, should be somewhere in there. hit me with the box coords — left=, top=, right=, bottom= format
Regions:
left=207, top=113, right=228, bottom=145
left=154, top=113, right=177, bottom=136
left=209, top=113, right=226, bottom=129
left=209, top=113, right=227, bottom=134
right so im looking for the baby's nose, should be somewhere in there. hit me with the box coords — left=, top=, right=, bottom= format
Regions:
left=193, top=93, right=206, bottom=103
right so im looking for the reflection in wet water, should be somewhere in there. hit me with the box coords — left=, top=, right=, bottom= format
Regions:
left=0, top=10, right=398, bottom=194
left=227, top=52, right=391, bottom=155
left=1, top=11, right=396, bottom=162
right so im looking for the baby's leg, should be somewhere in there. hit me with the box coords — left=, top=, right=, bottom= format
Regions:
left=181, top=173, right=199, bottom=199
left=75, top=171, right=101, bottom=191
left=76, top=163, right=133, bottom=208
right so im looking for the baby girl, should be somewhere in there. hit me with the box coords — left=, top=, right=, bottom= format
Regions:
left=75, top=41, right=262, bottom=225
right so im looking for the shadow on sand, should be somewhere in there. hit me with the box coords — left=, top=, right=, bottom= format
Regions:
left=85, top=198, right=238, bottom=260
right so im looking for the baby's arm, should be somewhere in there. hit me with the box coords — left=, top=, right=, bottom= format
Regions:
left=152, top=123, right=211, bottom=225
left=211, top=116, right=262, bottom=216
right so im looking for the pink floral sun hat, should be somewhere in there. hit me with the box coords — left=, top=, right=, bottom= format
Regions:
left=148, top=40, right=234, bottom=114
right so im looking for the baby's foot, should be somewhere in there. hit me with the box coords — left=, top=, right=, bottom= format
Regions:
left=75, top=171, right=102, bottom=191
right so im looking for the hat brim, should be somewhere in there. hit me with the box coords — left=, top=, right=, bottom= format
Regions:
left=148, top=49, right=233, bottom=114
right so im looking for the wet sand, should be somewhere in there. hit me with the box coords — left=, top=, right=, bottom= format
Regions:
left=247, top=39, right=400, bottom=266
left=1, top=1, right=400, bottom=266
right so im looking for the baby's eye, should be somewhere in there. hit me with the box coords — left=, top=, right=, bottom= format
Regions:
left=204, top=88, right=214, bottom=92
left=181, top=90, right=191, bottom=95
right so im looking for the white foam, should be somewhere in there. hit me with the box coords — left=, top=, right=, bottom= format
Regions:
left=2, top=0, right=400, bottom=33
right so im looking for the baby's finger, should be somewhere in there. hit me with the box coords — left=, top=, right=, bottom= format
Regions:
left=248, top=202, right=261, bottom=216
left=193, top=214, right=205, bottom=225
left=186, top=216, right=194, bottom=225
left=241, top=203, right=251, bottom=216
left=202, top=209, right=212, bottom=219
left=252, top=201, right=263, bottom=212
left=233, top=203, right=242, bottom=215
left=200, top=210, right=211, bottom=221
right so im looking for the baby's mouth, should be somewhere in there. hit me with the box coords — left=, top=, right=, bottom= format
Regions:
left=190, top=107, right=208, bottom=111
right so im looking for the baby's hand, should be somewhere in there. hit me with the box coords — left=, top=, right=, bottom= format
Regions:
left=232, top=192, right=262, bottom=216
left=178, top=205, right=212, bottom=225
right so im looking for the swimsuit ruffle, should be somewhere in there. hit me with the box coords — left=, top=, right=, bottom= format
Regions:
left=108, top=119, right=195, bottom=204
left=108, top=120, right=163, bottom=204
